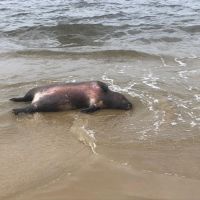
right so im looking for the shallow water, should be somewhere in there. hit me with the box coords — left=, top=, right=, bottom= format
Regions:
left=0, top=0, right=200, bottom=199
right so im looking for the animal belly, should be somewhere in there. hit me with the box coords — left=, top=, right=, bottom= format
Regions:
left=32, top=92, right=71, bottom=112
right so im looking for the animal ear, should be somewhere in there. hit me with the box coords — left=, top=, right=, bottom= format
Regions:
left=97, top=81, right=109, bottom=93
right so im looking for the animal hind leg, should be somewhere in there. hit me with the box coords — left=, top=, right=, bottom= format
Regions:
left=12, top=105, right=37, bottom=115
left=10, top=93, right=33, bottom=102
left=10, top=97, right=28, bottom=102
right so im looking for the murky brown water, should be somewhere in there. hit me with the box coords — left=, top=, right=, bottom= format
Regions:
left=0, top=53, right=199, bottom=200
left=0, top=0, right=200, bottom=199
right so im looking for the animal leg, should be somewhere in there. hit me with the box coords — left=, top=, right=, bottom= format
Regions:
left=10, top=97, right=28, bottom=102
left=80, top=106, right=100, bottom=113
left=10, top=90, right=35, bottom=102
left=12, top=105, right=37, bottom=115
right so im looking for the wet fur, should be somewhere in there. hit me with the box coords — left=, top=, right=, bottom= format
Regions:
left=10, top=81, right=132, bottom=115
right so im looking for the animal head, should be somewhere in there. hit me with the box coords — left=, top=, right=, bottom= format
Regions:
left=106, top=91, right=132, bottom=110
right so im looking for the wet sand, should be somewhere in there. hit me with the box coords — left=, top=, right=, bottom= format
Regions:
left=13, top=156, right=200, bottom=200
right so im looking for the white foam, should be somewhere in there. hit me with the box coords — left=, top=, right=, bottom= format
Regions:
left=101, top=74, right=167, bottom=133
left=122, top=162, right=128, bottom=166
left=194, top=94, right=200, bottom=102
left=102, top=74, right=137, bottom=95
left=102, top=74, right=114, bottom=86
left=154, top=99, right=159, bottom=103
left=188, top=54, right=198, bottom=59
left=179, top=69, right=199, bottom=79
left=81, top=125, right=97, bottom=154
left=142, top=72, right=160, bottom=90
left=167, top=95, right=173, bottom=101
left=178, top=70, right=188, bottom=79
left=188, top=86, right=193, bottom=91
left=153, top=110, right=165, bottom=132
left=138, top=130, right=148, bottom=140
left=174, top=58, right=186, bottom=67
left=177, top=104, right=188, bottom=109
left=70, top=117, right=97, bottom=154
left=118, top=69, right=124, bottom=74
left=190, top=121, right=197, bottom=128
left=143, top=82, right=160, bottom=90
left=177, top=114, right=185, bottom=122
left=160, top=57, right=168, bottom=67
left=171, top=122, right=177, bottom=126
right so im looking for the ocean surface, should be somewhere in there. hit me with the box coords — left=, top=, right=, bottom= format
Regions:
left=0, top=0, right=200, bottom=199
